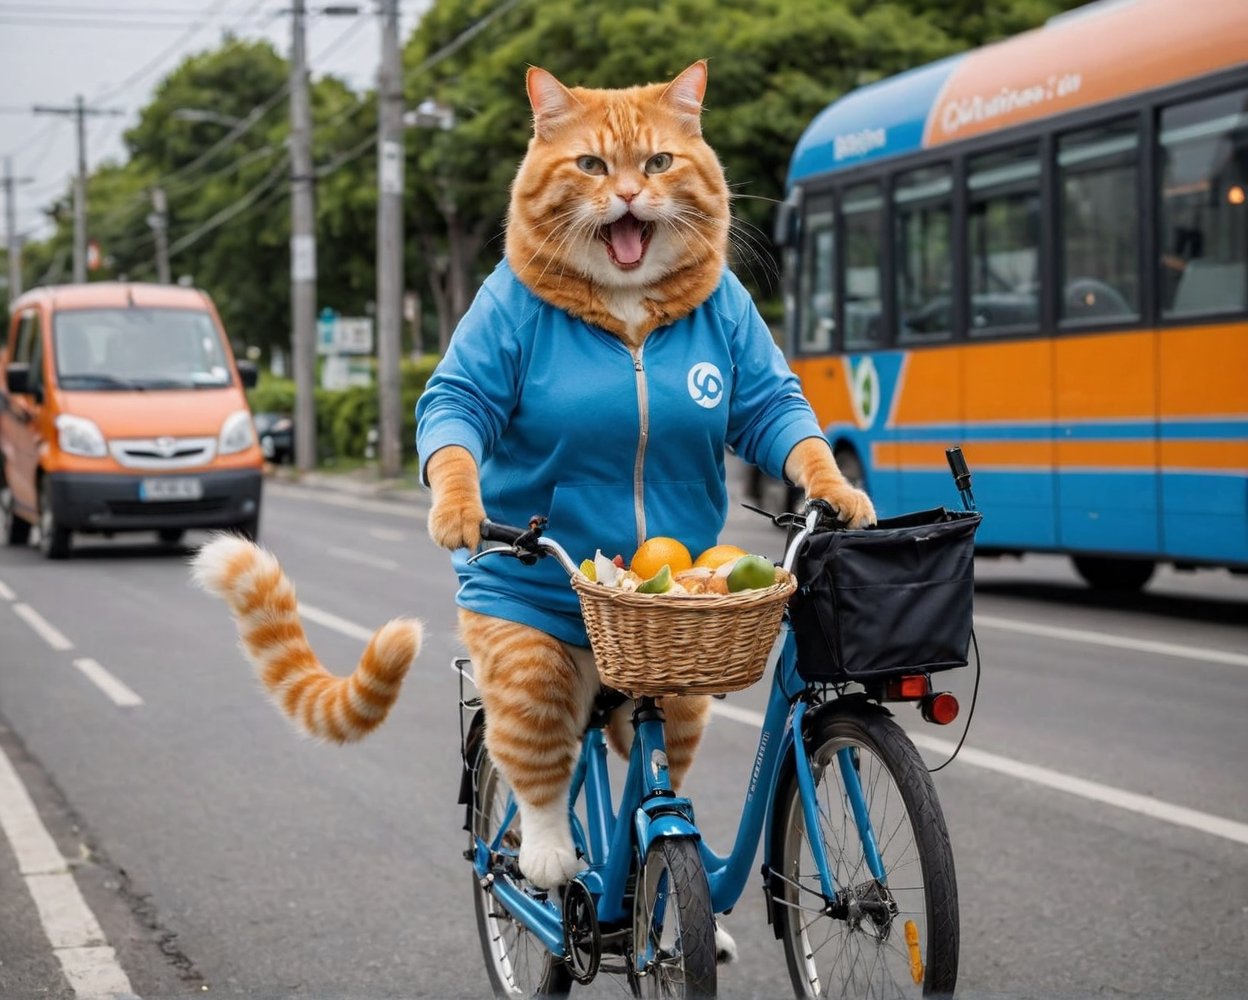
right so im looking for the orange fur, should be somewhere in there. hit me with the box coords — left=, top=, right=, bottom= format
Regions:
left=784, top=437, right=877, bottom=528
left=191, top=535, right=421, bottom=744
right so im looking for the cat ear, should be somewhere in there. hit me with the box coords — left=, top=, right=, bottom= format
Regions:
left=660, top=61, right=708, bottom=136
left=526, top=66, right=580, bottom=140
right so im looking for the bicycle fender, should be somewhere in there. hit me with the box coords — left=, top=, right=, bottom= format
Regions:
left=459, top=707, right=486, bottom=832
left=634, top=799, right=699, bottom=855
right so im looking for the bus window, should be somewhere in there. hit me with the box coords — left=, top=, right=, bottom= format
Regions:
left=967, top=143, right=1041, bottom=334
left=1159, top=87, right=1248, bottom=319
left=842, top=182, right=884, bottom=350
left=894, top=165, right=953, bottom=342
left=798, top=193, right=835, bottom=353
left=1059, top=119, right=1140, bottom=324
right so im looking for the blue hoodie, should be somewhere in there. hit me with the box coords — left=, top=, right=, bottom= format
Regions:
left=415, top=260, right=823, bottom=646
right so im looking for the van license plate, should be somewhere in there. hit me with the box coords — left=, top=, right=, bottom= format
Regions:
left=139, top=477, right=203, bottom=502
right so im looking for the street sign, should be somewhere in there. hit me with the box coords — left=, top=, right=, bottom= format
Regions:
left=336, top=316, right=374, bottom=354
left=316, top=307, right=339, bottom=355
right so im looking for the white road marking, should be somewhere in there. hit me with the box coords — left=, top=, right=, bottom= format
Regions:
left=0, top=578, right=15, bottom=601
left=0, top=745, right=136, bottom=997
left=327, top=546, right=402, bottom=572
left=13, top=603, right=74, bottom=651
left=298, top=603, right=375, bottom=643
left=708, top=702, right=1248, bottom=847
left=369, top=527, right=407, bottom=542
left=266, top=482, right=427, bottom=519
left=73, top=659, right=144, bottom=709
left=301, top=600, right=1248, bottom=847
left=975, top=613, right=1248, bottom=668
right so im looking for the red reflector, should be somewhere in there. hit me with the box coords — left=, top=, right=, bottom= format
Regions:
left=922, top=692, right=960, bottom=726
left=885, top=674, right=930, bottom=701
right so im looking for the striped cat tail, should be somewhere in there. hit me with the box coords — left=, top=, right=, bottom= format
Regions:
left=191, top=534, right=421, bottom=743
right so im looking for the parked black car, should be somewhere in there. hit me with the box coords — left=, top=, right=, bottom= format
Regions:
left=253, top=412, right=293, bottom=464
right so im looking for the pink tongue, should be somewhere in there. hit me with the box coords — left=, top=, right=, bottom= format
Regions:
left=609, top=216, right=644, bottom=264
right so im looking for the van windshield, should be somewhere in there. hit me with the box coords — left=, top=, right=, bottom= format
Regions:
left=54, top=308, right=234, bottom=390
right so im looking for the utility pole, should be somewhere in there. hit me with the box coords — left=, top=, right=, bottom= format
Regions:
left=289, top=0, right=318, bottom=471
left=32, top=96, right=123, bottom=283
left=376, top=0, right=405, bottom=479
left=3, top=158, right=33, bottom=299
left=148, top=187, right=171, bottom=284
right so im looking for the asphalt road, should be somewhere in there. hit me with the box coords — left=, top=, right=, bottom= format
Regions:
left=1, top=475, right=1245, bottom=999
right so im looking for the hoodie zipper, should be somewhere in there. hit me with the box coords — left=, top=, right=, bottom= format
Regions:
left=630, top=344, right=649, bottom=547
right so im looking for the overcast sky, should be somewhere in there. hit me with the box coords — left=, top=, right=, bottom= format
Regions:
left=0, top=1, right=429, bottom=240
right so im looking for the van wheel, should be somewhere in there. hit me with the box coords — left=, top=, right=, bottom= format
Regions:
left=38, top=479, right=71, bottom=560
left=2, top=484, right=32, bottom=547
left=157, top=529, right=185, bottom=545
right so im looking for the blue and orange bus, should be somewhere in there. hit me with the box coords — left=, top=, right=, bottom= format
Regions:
left=777, top=0, right=1247, bottom=590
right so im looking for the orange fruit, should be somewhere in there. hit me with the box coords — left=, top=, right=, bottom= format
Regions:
left=693, top=543, right=748, bottom=570
left=630, top=537, right=693, bottom=579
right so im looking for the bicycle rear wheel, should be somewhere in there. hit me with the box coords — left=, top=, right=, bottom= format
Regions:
left=471, top=743, right=573, bottom=998
left=771, top=709, right=958, bottom=998
left=631, top=838, right=716, bottom=998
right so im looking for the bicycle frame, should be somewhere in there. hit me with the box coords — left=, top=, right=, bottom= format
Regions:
left=467, top=507, right=890, bottom=968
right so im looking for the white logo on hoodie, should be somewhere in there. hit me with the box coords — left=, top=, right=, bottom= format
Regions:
left=688, top=362, right=724, bottom=409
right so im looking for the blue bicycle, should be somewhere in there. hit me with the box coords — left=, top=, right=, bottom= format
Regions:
left=458, top=460, right=978, bottom=998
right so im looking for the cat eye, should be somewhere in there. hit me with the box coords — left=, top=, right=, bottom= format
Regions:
left=645, top=153, right=673, bottom=174
left=576, top=155, right=608, bottom=175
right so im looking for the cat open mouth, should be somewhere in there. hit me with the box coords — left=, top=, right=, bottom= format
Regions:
left=600, top=213, right=653, bottom=270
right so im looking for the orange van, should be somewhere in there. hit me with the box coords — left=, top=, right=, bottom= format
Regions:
left=0, top=282, right=264, bottom=559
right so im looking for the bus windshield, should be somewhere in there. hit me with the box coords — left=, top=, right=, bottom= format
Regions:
left=54, top=308, right=234, bottom=390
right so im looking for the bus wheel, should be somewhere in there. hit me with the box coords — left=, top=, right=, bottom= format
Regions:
left=1072, top=556, right=1155, bottom=593
left=834, top=446, right=866, bottom=491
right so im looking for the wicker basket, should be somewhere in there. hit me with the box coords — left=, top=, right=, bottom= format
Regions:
left=571, top=570, right=797, bottom=697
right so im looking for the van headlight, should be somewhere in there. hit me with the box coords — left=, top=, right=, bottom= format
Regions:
left=55, top=414, right=108, bottom=457
left=218, top=410, right=256, bottom=455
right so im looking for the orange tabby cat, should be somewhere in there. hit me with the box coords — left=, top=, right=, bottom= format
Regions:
left=191, top=63, right=873, bottom=905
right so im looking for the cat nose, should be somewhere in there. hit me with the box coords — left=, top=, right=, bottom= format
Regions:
left=617, top=188, right=640, bottom=204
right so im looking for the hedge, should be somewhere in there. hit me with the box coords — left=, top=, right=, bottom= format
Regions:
left=248, top=354, right=440, bottom=465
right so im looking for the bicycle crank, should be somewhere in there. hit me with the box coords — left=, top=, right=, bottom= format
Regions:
left=561, top=877, right=601, bottom=984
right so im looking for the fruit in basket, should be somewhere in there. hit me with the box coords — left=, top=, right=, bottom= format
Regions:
left=636, top=565, right=673, bottom=594
left=630, top=537, right=692, bottom=579
left=693, top=543, right=748, bottom=570
left=726, top=554, right=778, bottom=593
left=592, top=550, right=621, bottom=586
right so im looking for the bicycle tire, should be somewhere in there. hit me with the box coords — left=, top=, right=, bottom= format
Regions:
left=631, top=838, right=717, bottom=998
left=771, top=709, right=958, bottom=998
left=471, top=742, right=574, bottom=998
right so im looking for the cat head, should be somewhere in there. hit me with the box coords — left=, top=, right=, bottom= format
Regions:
left=505, top=62, right=730, bottom=337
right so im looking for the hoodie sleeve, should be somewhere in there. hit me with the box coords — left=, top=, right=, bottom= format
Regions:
left=415, top=278, right=527, bottom=485
left=722, top=276, right=825, bottom=482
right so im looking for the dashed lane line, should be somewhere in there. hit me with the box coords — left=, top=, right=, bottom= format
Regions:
left=13, top=603, right=74, bottom=652
left=0, top=744, right=136, bottom=998
left=974, top=613, right=1248, bottom=668
left=73, top=659, right=144, bottom=709
left=326, top=546, right=402, bottom=572
left=0, top=577, right=15, bottom=601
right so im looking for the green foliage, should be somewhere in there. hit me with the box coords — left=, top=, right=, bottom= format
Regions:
left=246, top=371, right=297, bottom=415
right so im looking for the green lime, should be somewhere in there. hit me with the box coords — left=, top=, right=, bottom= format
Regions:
left=726, top=554, right=775, bottom=592
left=637, top=565, right=673, bottom=594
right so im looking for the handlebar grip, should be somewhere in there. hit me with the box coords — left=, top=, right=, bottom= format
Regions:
left=479, top=518, right=527, bottom=544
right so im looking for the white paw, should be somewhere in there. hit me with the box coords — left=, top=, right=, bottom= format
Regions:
left=519, top=838, right=582, bottom=889
left=517, top=802, right=582, bottom=889
left=714, top=921, right=738, bottom=965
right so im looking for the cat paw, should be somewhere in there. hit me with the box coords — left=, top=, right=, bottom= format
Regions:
left=714, top=921, right=738, bottom=965
left=427, top=496, right=485, bottom=551
left=814, top=482, right=876, bottom=529
left=519, top=840, right=583, bottom=890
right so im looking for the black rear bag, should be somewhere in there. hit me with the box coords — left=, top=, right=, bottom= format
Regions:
left=788, top=507, right=982, bottom=684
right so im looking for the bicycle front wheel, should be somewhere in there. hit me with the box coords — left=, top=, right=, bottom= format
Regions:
left=772, top=709, right=958, bottom=998
left=471, top=743, right=573, bottom=998
left=631, top=838, right=716, bottom=998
